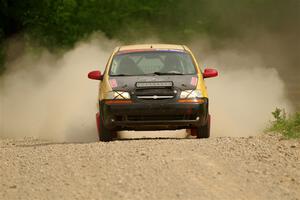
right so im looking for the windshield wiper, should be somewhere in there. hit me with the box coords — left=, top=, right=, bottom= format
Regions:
left=112, top=72, right=184, bottom=76
left=151, top=72, right=184, bottom=75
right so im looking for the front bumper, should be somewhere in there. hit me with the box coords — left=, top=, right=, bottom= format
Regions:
left=99, top=98, right=209, bottom=131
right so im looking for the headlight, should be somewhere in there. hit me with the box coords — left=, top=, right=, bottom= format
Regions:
left=180, top=90, right=203, bottom=99
left=104, top=91, right=131, bottom=99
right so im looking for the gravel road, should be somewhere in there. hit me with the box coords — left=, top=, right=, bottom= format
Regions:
left=0, top=134, right=299, bottom=200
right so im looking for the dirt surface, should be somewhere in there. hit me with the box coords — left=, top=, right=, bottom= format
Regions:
left=0, top=134, right=299, bottom=200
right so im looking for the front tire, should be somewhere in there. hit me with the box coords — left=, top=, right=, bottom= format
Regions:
left=196, top=115, right=211, bottom=139
left=96, top=112, right=114, bottom=142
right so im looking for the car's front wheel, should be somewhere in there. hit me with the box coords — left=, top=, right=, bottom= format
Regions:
left=96, top=112, right=114, bottom=142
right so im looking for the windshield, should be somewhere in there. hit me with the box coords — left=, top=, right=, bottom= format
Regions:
left=109, top=51, right=197, bottom=76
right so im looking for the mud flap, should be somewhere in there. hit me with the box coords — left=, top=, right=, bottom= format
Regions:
left=96, top=112, right=101, bottom=134
left=190, top=128, right=198, bottom=136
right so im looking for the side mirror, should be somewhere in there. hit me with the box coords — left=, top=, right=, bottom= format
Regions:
left=88, top=70, right=103, bottom=80
left=203, top=68, right=218, bottom=79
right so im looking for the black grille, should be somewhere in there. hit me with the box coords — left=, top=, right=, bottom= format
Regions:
left=134, top=88, right=177, bottom=100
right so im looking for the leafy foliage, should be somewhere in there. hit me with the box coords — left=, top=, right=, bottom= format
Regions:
left=266, top=108, right=300, bottom=139
left=0, top=0, right=299, bottom=73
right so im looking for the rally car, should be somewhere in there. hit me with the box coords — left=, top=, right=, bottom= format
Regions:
left=88, top=44, right=218, bottom=141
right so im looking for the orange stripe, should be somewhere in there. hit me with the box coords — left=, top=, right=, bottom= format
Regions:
left=178, top=99, right=205, bottom=103
left=105, top=100, right=133, bottom=105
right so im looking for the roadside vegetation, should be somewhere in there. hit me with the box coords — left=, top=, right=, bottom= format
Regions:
left=266, top=108, right=300, bottom=139
left=1, top=0, right=299, bottom=74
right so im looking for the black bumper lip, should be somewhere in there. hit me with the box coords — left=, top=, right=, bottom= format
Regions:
left=113, top=119, right=200, bottom=125
left=111, top=119, right=202, bottom=131
left=100, top=98, right=209, bottom=130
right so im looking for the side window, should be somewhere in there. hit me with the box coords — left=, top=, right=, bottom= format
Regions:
left=110, top=58, right=119, bottom=74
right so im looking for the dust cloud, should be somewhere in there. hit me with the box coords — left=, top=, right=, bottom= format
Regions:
left=0, top=35, right=118, bottom=142
left=205, top=52, right=292, bottom=136
left=188, top=39, right=294, bottom=137
left=0, top=35, right=293, bottom=142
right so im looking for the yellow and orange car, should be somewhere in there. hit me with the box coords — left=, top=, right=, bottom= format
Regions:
left=88, top=44, right=218, bottom=141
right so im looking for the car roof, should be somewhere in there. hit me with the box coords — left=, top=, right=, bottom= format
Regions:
left=118, top=44, right=188, bottom=53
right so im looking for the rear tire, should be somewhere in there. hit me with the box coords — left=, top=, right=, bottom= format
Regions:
left=196, top=115, right=211, bottom=139
left=96, top=112, right=114, bottom=142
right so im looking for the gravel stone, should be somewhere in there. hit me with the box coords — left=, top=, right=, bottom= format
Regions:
left=0, top=135, right=299, bottom=200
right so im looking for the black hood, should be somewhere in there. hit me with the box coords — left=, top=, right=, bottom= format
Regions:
left=109, top=75, right=198, bottom=91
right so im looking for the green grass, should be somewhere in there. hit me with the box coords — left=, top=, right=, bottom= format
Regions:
left=266, top=108, right=300, bottom=139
